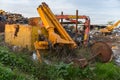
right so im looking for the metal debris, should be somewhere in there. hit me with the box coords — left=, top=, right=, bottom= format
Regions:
left=0, top=10, right=28, bottom=32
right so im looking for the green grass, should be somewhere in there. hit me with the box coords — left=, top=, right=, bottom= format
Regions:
left=94, top=62, right=120, bottom=80
left=0, top=45, right=120, bottom=80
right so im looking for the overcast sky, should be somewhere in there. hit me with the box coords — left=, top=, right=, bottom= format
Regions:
left=0, top=0, right=120, bottom=24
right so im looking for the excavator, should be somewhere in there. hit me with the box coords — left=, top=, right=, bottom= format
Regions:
left=100, top=20, right=120, bottom=34
left=33, top=2, right=113, bottom=67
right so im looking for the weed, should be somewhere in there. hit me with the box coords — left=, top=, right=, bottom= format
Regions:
left=0, top=45, right=120, bottom=80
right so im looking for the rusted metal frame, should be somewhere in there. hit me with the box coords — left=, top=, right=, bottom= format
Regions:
left=56, top=14, right=90, bottom=45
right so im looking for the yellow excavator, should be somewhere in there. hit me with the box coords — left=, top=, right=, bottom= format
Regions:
left=34, top=2, right=113, bottom=66
left=100, top=20, right=120, bottom=34
left=34, top=2, right=77, bottom=62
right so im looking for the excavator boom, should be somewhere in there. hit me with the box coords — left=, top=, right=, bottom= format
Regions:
left=100, top=20, right=120, bottom=33
left=37, top=2, right=77, bottom=48
left=107, top=20, right=120, bottom=31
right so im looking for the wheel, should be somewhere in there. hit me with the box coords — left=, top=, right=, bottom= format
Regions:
left=91, top=41, right=113, bottom=63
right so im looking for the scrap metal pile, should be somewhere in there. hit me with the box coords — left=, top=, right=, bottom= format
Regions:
left=90, top=23, right=120, bottom=43
left=0, top=10, right=28, bottom=24
left=0, top=10, right=28, bottom=32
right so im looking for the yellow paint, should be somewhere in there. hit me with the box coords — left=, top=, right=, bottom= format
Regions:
left=5, top=24, right=47, bottom=50
left=37, top=3, right=77, bottom=48
left=100, top=20, right=120, bottom=33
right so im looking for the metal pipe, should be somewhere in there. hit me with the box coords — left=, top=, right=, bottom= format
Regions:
left=61, top=11, right=63, bottom=24
left=76, top=10, right=78, bottom=33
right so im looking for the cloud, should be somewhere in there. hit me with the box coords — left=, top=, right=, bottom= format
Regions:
left=0, top=0, right=120, bottom=24
left=102, top=0, right=120, bottom=8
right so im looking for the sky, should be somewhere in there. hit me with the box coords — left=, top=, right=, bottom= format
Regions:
left=0, top=0, right=120, bottom=24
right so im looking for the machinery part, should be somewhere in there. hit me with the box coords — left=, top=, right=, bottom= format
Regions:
left=36, top=50, right=42, bottom=63
left=91, top=41, right=113, bottom=62
left=56, top=14, right=90, bottom=46
left=37, top=2, right=77, bottom=49
left=34, top=41, right=49, bottom=50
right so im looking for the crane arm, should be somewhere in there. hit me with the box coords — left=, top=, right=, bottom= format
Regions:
left=37, top=2, right=77, bottom=48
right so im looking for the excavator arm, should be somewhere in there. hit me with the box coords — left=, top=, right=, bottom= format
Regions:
left=36, top=2, right=77, bottom=48
left=100, top=20, right=120, bottom=33
left=106, top=20, right=120, bottom=31
left=34, top=2, right=77, bottom=62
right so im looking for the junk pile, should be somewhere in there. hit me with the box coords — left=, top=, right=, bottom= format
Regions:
left=90, top=20, right=120, bottom=42
left=0, top=10, right=28, bottom=24
left=0, top=9, right=28, bottom=32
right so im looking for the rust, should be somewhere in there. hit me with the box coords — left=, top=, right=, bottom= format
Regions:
left=55, top=14, right=90, bottom=46
left=91, top=41, right=113, bottom=62
left=28, top=17, right=41, bottom=26
left=0, top=22, right=5, bottom=32
left=75, top=10, right=78, bottom=33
